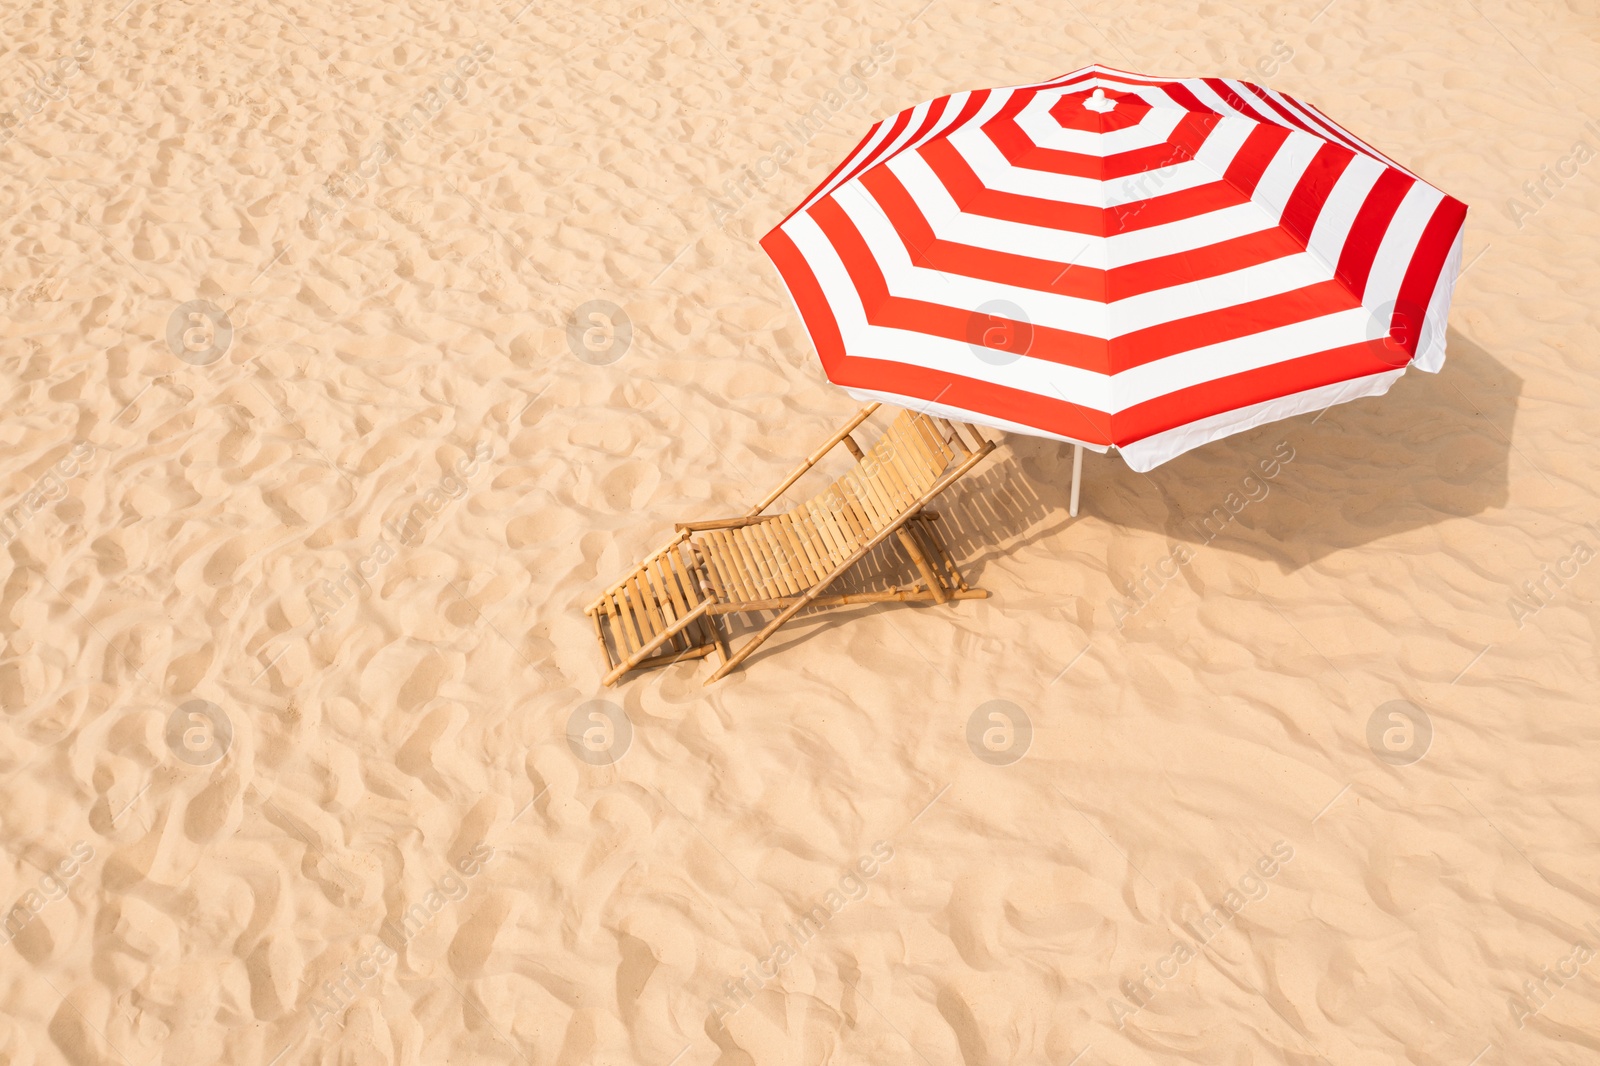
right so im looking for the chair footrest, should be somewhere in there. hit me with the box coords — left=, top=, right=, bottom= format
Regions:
left=593, top=543, right=723, bottom=684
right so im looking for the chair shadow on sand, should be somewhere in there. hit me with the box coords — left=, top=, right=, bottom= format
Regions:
left=703, top=459, right=1063, bottom=653
left=703, top=437, right=1071, bottom=652
left=713, top=329, right=1518, bottom=654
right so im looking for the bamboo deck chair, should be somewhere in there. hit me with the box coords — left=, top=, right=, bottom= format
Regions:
left=585, top=404, right=997, bottom=685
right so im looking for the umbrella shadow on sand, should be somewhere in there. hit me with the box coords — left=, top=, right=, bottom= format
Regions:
left=899, top=329, right=1515, bottom=582
left=835, top=327, right=1518, bottom=596
left=1070, top=327, right=1521, bottom=573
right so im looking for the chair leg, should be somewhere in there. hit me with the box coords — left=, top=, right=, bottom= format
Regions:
left=894, top=525, right=947, bottom=604
left=699, top=613, right=731, bottom=668
left=910, top=514, right=970, bottom=592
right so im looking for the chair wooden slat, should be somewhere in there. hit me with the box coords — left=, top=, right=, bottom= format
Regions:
left=772, top=523, right=807, bottom=593
left=602, top=593, right=627, bottom=656
left=629, top=575, right=659, bottom=640
left=896, top=436, right=930, bottom=486
left=667, top=548, right=701, bottom=608
left=727, top=527, right=770, bottom=597
left=706, top=538, right=742, bottom=604
left=821, top=500, right=855, bottom=561
left=817, top=487, right=856, bottom=548
left=802, top=509, right=835, bottom=566
left=710, top=531, right=755, bottom=601
left=888, top=418, right=937, bottom=493
left=825, top=476, right=864, bottom=531
left=619, top=587, right=648, bottom=651
left=753, top=521, right=800, bottom=596
left=776, top=513, right=819, bottom=588
left=866, top=460, right=906, bottom=520
left=807, top=499, right=848, bottom=564
left=690, top=543, right=725, bottom=602
left=873, top=461, right=906, bottom=521
left=775, top=515, right=815, bottom=589
left=893, top=419, right=939, bottom=488
left=792, top=511, right=826, bottom=582
left=639, top=562, right=669, bottom=628
left=871, top=439, right=914, bottom=507
left=828, top=484, right=869, bottom=547
left=752, top=515, right=796, bottom=589
left=876, top=419, right=915, bottom=492
left=914, top=413, right=954, bottom=465
left=912, top=414, right=950, bottom=476
left=650, top=558, right=680, bottom=624
left=731, top=527, right=778, bottom=598
left=786, top=511, right=827, bottom=584
left=696, top=538, right=727, bottom=598
left=857, top=455, right=901, bottom=517
left=839, top=472, right=884, bottom=531
left=645, top=574, right=670, bottom=638
left=878, top=414, right=915, bottom=480
left=837, top=480, right=881, bottom=538
left=706, top=531, right=745, bottom=598
left=660, top=552, right=691, bottom=613
left=610, top=590, right=641, bottom=653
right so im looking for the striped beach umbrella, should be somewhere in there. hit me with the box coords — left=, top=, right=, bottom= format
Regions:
left=760, top=63, right=1469, bottom=487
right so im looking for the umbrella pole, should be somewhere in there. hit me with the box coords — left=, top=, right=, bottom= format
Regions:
left=1069, top=444, right=1083, bottom=517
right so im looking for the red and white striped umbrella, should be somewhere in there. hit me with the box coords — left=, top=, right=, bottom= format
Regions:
left=760, top=64, right=1468, bottom=472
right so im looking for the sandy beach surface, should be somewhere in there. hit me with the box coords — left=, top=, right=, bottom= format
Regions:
left=2, top=0, right=1598, bottom=1062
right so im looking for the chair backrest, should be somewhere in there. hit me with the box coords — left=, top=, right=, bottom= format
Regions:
left=792, top=410, right=956, bottom=555
left=690, top=410, right=968, bottom=606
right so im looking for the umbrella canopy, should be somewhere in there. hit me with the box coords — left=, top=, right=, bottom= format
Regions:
left=760, top=64, right=1468, bottom=471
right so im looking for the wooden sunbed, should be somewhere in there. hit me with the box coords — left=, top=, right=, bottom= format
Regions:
left=585, top=405, right=997, bottom=685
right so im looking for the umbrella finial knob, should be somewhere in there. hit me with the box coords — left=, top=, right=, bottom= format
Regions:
left=1084, top=87, right=1117, bottom=113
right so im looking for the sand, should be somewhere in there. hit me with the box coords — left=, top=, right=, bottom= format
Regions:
left=1, top=0, right=1597, bottom=1062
